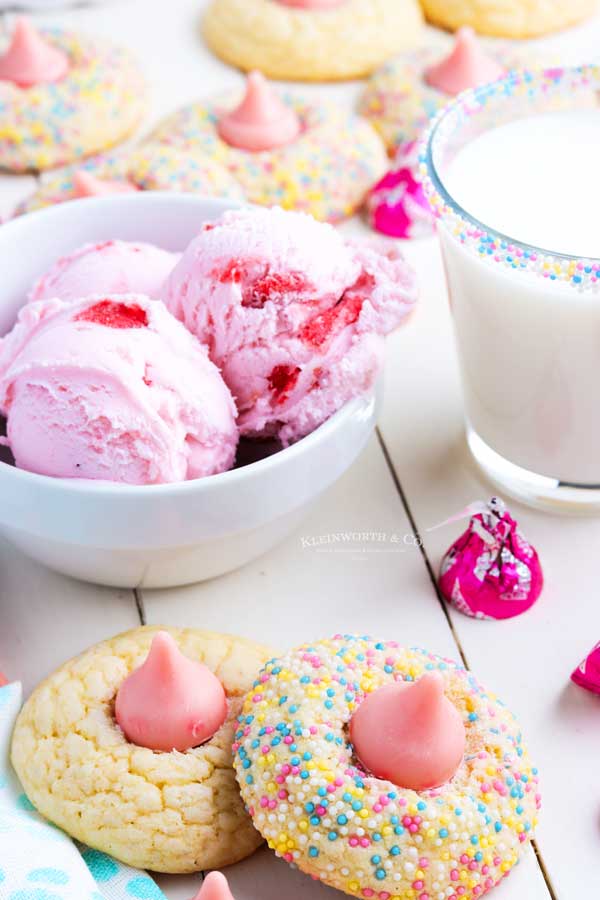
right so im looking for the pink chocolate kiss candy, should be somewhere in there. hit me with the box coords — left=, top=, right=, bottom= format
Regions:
left=424, top=26, right=505, bottom=95
left=366, top=140, right=434, bottom=239
left=73, top=171, right=138, bottom=199
left=0, top=17, right=69, bottom=88
left=218, top=71, right=300, bottom=152
left=115, top=631, right=227, bottom=752
left=350, top=672, right=466, bottom=791
left=571, top=643, right=600, bottom=696
left=190, top=872, right=236, bottom=900
left=438, top=497, right=543, bottom=621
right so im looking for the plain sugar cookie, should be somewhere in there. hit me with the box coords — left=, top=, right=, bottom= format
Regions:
left=203, top=0, right=424, bottom=82
left=419, top=0, right=597, bottom=38
left=11, top=626, right=275, bottom=873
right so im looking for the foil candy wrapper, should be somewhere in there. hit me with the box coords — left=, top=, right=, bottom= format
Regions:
left=571, top=643, right=600, bottom=695
left=438, top=497, right=543, bottom=620
left=365, top=141, right=434, bottom=240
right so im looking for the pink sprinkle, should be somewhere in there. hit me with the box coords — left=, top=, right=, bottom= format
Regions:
left=481, top=783, right=491, bottom=793
left=316, top=806, right=326, bottom=816
left=260, top=797, right=268, bottom=808
left=419, top=858, right=429, bottom=868
left=363, top=890, right=374, bottom=898
left=373, top=804, right=383, bottom=813
left=278, top=790, right=288, bottom=799
left=412, top=881, right=424, bottom=891
left=360, top=837, right=371, bottom=848
left=419, top=894, right=429, bottom=900
left=349, top=837, right=359, bottom=847
left=281, top=765, right=291, bottom=775
left=310, top=726, right=318, bottom=734
left=450, top=870, right=459, bottom=882
left=335, top=777, right=344, bottom=786
left=261, top=746, right=270, bottom=754
left=468, top=861, right=478, bottom=871
left=283, top=852, right=293, bottom=862
left=493, top=857, right=501, bottom=866
left=284, top=736, right=293, bottom=744
left=268, top=799, right=277, bottom=810
left=409, top=824, right=419, bottom=834
left=460, top=855, right=469, bottom=865
left=327, top=784, right=336, bottom=793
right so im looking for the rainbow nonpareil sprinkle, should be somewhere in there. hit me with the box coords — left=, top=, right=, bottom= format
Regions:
left=419, top=65, right=600, bottom=291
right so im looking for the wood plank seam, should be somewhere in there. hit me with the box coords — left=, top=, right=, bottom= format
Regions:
left=374, top=427, right=557, bottom=900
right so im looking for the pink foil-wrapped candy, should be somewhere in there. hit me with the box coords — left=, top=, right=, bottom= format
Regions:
left=438, top=497, right=543, bottom=620
left=571, top=643, right=600, bottom=695
left=365, top=141, right=434, bottom=239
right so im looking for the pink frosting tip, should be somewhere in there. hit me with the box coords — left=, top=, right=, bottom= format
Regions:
left=438, top=497, right=543, bottom=621
left=73, top=171, right=138, bottom=199
left=350, top=672, right=466, bottom=791
left=190, top=872, right=236, bottom=900
left=276, top=0, right=345, bottom=8
left=424, top=27, right=504, bottom=95
left=571, top=642, right=600, bottom=696
left=115, top=631, right=228, bottom=751
left=0, top=17, right=69, bottom=88
left=218, top=71, right=301, bottom=152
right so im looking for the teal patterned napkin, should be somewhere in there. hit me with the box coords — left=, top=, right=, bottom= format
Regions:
left=0, top=682, right=167, bottom=900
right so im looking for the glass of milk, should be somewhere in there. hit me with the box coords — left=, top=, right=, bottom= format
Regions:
left=421, top=64, right=600, bottom=513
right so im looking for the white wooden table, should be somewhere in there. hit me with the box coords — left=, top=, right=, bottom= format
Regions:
left=1, top=2, right=599, bottom=898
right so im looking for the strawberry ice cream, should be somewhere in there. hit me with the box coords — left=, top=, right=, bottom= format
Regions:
left=29, top=240, right=179, bottom=304
left=0, top=295, right=238, bottom=484
left=162, top=207, right=417, bottom=443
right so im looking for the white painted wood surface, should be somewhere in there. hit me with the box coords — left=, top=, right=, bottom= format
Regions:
left=2, top=2, right=600, bottom=898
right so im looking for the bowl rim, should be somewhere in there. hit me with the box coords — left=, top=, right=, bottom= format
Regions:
left=0, top=191, right=374, bottom=498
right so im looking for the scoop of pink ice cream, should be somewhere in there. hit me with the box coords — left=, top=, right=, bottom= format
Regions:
left=0, top=295, right=238, bottom=484
left=162, top=207, right=417, bottom=443
left=29, top=240, right=179, bottom=304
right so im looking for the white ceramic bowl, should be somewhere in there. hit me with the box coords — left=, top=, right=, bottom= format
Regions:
left=0, top=193, right=379, bottom=588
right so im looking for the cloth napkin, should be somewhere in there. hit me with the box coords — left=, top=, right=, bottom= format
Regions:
left=0, top=681, right=168, bottom=900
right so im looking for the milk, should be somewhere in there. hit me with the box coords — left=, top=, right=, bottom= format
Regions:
left=440, top=108, right=600, bottom=487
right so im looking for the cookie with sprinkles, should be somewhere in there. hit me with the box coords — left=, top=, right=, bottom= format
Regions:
left=0, top=18, right=146, bottom=172
left=233, top=635, right=540, bottom=900
left=14, top=144, right=245, bottom=215
left=149, top=71, right=387, bottom=223
left=360, top=29, right=530, bottom=153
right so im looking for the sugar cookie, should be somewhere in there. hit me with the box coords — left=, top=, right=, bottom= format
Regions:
left=360, top=29, right=525, bottom=151
left=420, top=0, right=597, bottom=39
left=0, top=18, right=146, bottom=172
left=234, top=635, right=541, bottom=900
left=11, top=626, right=274, bottom=873
left=150, top=73, right=387, bottom=222
left=15, top=144, right=245, bottom=215
left=203, top=0, right=424, bottom=81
